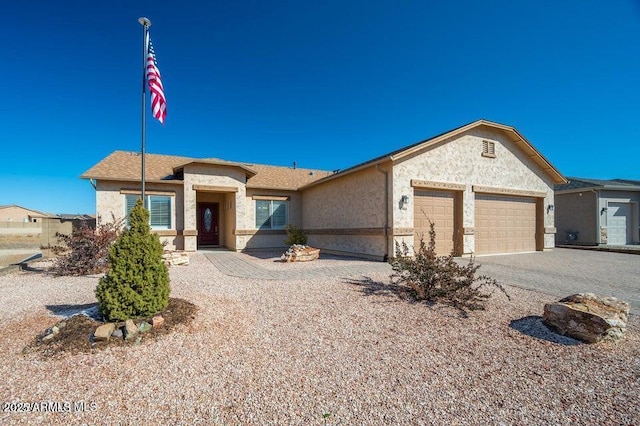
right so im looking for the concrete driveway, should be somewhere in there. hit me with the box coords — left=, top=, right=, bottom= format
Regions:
left=475, top=248, right=639, bottom=309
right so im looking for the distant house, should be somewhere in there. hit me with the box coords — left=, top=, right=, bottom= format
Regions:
left=555, top=178, right=640, bottom=246
left=0, top=205, right=95, bottom=249
left=82, top=119, right=566, bottom=259
left=0, top=205, right=50, bottom=223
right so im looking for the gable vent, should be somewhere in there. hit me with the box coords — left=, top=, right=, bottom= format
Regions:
left=482, top=140, right=496, bottom=158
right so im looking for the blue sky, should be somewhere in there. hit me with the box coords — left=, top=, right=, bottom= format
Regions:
left=2, top=1, right=639, bottom=215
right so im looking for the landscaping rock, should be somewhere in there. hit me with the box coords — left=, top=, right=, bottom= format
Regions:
left=162, top=251, right=190, bottom=266
left=94, top=323, right=116, bottom=341
left=137, top=321, right=152, bottom=333
left=281, top=245, right=320, bottom=262
left=152, top=315, right=165, bottom=328
left=42, top=326, right=59, bottom=341
left=124, top=319, right=138, bottom=340
left=543, top=293, right=630, bottom=343
left=112, top=329, right=123, bottom=339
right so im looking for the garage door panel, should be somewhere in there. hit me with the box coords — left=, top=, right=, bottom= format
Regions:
left=475, top=194, right=537, bottom=255
left=607, top=203, right=631, bottom=245
left=414, top=190, right=457, bottom=255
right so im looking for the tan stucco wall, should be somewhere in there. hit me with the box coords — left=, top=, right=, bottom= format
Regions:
left=239, top=188, right=302, bottom=250
left=555, top=191, right=598, bottom=244
left=392, top=128, right=556, bottom=254
left=95, top=180, right=183, bottom=250
left=302, top=166, right=389, bottom=258
left=182, top=164, right=247, bottom=251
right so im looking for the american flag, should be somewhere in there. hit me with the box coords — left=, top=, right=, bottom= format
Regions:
left=145, top=35, right=167, bottom=124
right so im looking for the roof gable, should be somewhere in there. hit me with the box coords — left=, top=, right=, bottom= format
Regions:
left=303, top=119, right=567, bottom=189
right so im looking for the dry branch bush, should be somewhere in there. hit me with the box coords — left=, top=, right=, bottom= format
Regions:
left=390, top=221, right=510, bottom=311
left=42, top=216, right=124, bottom=276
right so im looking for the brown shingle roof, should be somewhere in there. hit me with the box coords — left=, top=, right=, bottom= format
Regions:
left=245, top=164, right=332, bottom=190
left=81, top=151, right=331, bottom=190
left=81, top=151, right=192, bottom=182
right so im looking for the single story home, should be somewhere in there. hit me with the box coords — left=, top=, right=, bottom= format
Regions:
left=0, top=205, right=50, bottom=223
left=555, top=177, right=640, bottom=246
left=81, top=119, right=566, bottom=260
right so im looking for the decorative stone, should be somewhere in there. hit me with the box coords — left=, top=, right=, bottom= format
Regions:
left=94, top=323, right=116, bottom=341
left=162, top=251, right=190, bottom=266
left=543, top=293, right=630, bottom=343
left=137, top=321, right=152, bottom=333
left=42, top=332, right=56, bottom=341
left=124, top=319, right=138, bottom=340
left=111, top=329, right=123, bottom=339
left=281, top=245, right=321, bottom=262
left=152, top=315, right=165, bottom=328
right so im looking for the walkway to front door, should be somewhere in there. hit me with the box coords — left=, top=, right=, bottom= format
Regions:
left=202, top=250, right=391, bottom=281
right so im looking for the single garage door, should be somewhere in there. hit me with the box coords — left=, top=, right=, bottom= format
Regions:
left=414, top=189, right=456, bottom=255
left=607, top=202, right=632, bottom=245
left=475, top=194, right=537, bottom=255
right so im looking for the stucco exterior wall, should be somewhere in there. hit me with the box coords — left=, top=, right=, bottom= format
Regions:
left=95, top=180, right=183, bottom=250
left=238, top=188, right=302, bottom=250
left=555, top=192, right=598, bottom=245
left=182, top=164, right=247, bottom=251
left=392, top=128, right=556, bottom=254
left=302, top=166, right=388, bottom=258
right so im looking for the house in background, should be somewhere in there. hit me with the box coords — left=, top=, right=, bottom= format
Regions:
left=555, top=178, right=640, bottom=246
left=81, top=119, right=566, bottom=260
left=0, top=205, right=50, bottom=223
left=0, top=206, right=96, bottom=249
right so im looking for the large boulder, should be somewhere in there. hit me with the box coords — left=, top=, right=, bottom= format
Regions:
left=281, top=245, right=320, bottom=262
left=543, top=293, right=630, bottom=343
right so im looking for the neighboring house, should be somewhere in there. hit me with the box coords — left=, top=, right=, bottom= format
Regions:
left=0, top=206, right=95, bottom=248
left=0, top=205, right=50, bottom=223
left=555, top=178, right=640, bottom=246
left=81, top=119, right=566, bottom=260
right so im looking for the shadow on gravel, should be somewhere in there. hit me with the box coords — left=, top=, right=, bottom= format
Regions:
left=46, top=303, right=103, bottom=321
left=345, top=276, right=410, bottom=300
left=344, top=276, right=435, bottom=307
left=509, top=316, right=582, bottom=346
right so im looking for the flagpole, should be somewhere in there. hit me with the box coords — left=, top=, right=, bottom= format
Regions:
left=138, top=17, right=151, bottom=209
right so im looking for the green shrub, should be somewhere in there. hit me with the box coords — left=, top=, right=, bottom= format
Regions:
left=95, top=199, right=170, bottom=321
left=390, top=221, right=509, bottom=311
left=284, top=224, right=308, bottom=246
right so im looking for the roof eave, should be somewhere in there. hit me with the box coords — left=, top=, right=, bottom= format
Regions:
left=174, top=160, right=258, bottom=177
left=80, top=176, right=184, bottom=185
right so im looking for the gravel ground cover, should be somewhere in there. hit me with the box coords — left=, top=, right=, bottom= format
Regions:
left=0, top=253, right=638, bottom=425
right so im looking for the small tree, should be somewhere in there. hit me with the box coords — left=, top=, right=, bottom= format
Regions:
left=43, top=217, right=123, bottom=276
left=284, top=224, right=308, bottom=246
left=95, top=199, right=170, bottom=321
left=391, top=221, right=509, bottom=311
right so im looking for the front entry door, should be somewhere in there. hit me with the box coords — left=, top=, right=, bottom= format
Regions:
left=197, top=203, right=220, bottom=246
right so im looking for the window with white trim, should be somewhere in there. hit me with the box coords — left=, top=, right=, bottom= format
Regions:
left=125, top=195, right=172, bottom=230
left=255, top=200, right=288, bottom=229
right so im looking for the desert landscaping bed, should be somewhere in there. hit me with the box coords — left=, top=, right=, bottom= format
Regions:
left=0, top=253, right=638, bottom=425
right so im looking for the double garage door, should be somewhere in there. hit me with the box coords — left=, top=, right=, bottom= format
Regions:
left=414, top=190, right=538, bottom=256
